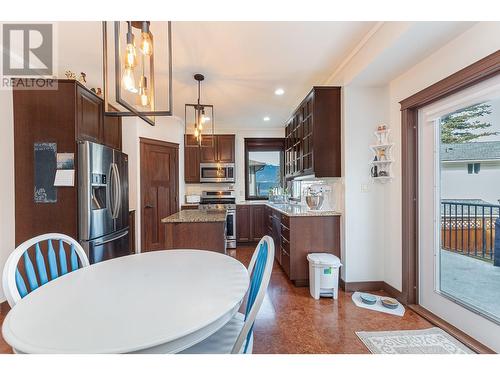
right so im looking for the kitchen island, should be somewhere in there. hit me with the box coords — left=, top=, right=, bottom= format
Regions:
left=161, top=209, right=227, bottom=253
left=236, top=201, right=342, bottom=286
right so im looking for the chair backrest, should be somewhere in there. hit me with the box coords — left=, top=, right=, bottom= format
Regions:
left=232, top=235, right=274, bottom=354
left=2, top=233, right=90, bottom=307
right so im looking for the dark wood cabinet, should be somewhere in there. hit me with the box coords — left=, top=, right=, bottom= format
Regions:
left=266, top=205, right=341, bottom=286
left=184, top=135, right=201, bottom=183
left=103, top=105, right=122, bottom=150
left=236, top=205, right=251, bottom=242
left=13, top=79, right=114, bottom=246
left=200, top=136, right=217, bottom=163
left=285, top=87, right=341, bottom=179
left=251, top=204, right=266, bottom=241
left=270, top=209, right=282, bottom=264
left=216, top=135, right=236, bottom=163
left=184, top=134, right=235, bottom=183
left=129, top=210, right=136, bottom=254
left=236, top=204, right=267, bottom=243
left=181, top=205, right=199, bottom=210
left=76, top=84, right=103, bottom=143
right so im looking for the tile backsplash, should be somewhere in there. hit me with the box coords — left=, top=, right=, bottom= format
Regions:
left=294, top=177, right=343, bottom=212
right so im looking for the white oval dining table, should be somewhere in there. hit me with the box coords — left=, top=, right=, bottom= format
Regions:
left=2, top=250, right=249, bottom=354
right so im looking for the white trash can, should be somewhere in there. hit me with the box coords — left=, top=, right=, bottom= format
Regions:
left=307, top=253, right=342, bottom=300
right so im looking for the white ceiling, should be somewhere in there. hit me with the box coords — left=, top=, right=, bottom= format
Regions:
left=350, top=22, right=477, bottom=87
left=171, top=22, right=377, bottom=129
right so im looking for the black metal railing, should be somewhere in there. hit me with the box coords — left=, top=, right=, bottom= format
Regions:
left=441, top=200, right=500, bottom=262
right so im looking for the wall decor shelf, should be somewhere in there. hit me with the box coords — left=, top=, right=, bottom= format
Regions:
left=370, top=126, right=394, bottom=183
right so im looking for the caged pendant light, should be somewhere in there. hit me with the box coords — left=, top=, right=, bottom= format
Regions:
left=185, top=74, right=214, bottom=147
left=102, top=21, right=173, bottom=126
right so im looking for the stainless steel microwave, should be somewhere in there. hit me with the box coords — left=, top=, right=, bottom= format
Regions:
left=200, top=163, right=235, bottom=183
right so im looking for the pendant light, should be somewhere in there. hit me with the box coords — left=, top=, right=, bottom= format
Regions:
left=103, top=21, right=173, bottom=126
left=185, top=74, right=214, bottom=147
left=140, top=21, right=153, bottom=56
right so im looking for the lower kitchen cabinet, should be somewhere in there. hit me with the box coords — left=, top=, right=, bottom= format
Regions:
left=239, top=203, right=341, bottom=286
left=236, top=204, right=266, bottom=243
left=267, top=208, right=341, bottom=286
left=236, top=205, right=251, bottom=242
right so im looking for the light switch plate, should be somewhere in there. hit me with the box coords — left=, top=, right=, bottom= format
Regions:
left=361, top=184, right=369, bottom=193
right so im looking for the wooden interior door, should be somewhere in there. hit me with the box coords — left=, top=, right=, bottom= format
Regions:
left=140, top=138, right=179, bottom=251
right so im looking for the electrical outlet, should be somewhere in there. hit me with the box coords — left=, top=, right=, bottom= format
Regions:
left=361, top=184, right=369, bottom=193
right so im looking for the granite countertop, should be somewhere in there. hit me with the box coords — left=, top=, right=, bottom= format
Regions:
left=237, top=201, right=342, bottom=217
left=161, top=209, right=227, bottom=223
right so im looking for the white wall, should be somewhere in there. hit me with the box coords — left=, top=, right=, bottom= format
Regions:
left=0, top=21, right=184, bottom=302
left=0, top=21, right=104, bottom=302
left=386, top=22, right=500, bottom=290
left=342, top=86, right=389, bottom=282
left=122, top=116, right=185, bottom=253
left=184, top=127, right=284, bottom=203
left=442, top=161, right=500, bottom=204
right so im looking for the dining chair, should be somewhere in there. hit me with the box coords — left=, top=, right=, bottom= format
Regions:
left=2, top=233, right=90, bottom=307
left=179, top=235, right=275, bottom=354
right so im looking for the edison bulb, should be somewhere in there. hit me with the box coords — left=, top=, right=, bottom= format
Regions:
left=141, top=32, right=153, bottom=56
left=122, top=67, right=136, bottom=92
left=140, top=91, right=149, bottom=106
left=125, top=42, right=137, bottom=68
left=138, top=76, right=149, bottom=106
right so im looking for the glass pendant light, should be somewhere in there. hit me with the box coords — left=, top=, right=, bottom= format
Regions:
left=122, top=66, right=136, bottom=92
left=124, top=22, right=137, bottom=68
left=140, top=21, right=153, bottom=56
left=138, top=75, right=149, bottom=106
left=194, top=74, right=205, bottom=142
left=184, top=73, right=214, bottom=147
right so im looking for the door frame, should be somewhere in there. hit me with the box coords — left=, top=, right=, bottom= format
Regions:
left=139, top=137, right=179, bottom=252
left=400, top=50, right=500, bottom=306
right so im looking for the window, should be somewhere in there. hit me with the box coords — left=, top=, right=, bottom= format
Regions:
left=467, top=163, right=481, bottom=174
left=245, top=138, right=285, bottom=200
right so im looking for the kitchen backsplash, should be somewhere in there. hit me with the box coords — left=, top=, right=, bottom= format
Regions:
left=184, top=178, right=343, bottom=213
left=295, top=177, right=344, bottom=212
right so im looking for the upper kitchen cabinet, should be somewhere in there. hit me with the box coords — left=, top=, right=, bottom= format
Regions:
left=76, top=84, right=104, bottom=144
left=216, top=135, right=236, bottom=163
left=199, top=136, right=217, bottom=163
left=199, top=135, right=235, bottom=163
left=285, top=87, right=341, bottom=179
left=184, top=135, right=201, bottom=183
left=184, top=134, right=235, bottom=183
left=103, top=105, right=123, bottom=150
left=74, top=81, right=123, bottom=150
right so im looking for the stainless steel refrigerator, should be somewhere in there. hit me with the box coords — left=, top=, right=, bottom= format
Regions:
left=78, top=141, right=130, bottom=263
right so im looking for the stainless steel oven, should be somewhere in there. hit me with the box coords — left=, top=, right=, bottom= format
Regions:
left=199, top=190, right=236, bottom=249
left=225, top=208, right=236, bottom=249
left=200, top=163, right=235, bottom=183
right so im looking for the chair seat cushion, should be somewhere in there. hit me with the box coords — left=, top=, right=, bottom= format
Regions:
left=180, top=312, right=252, bottom=354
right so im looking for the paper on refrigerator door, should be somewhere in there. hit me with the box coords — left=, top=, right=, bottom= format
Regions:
left=54, top=169, right=75, bottom=186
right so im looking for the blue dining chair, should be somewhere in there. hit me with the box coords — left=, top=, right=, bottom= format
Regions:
left=179, top=235, right=275, bottom=354
left=2, top=233, right=90, bottom=307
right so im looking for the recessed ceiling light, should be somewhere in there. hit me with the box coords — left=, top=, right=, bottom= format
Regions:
left=263, top=116, right=270, bottom=122
left=274, top=88, right=285, bottom=96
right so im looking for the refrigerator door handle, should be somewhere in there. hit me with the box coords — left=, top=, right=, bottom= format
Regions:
left=113, top=163, right=122, bottom=219
left=109, top=163, right=119, bottom=219
left=93, top=230, right=128, bottom=246
left=108, top=163, right=114, bottom=218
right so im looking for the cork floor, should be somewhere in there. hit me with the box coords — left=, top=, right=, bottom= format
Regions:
left=0, top=245, right=433, bottom=354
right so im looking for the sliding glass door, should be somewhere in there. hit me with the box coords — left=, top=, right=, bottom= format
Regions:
left=419, top=75, right=500, bottom=352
